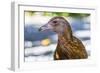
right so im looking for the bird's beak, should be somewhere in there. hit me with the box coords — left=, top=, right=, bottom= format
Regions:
left=38, top=23, right=52, bottom=31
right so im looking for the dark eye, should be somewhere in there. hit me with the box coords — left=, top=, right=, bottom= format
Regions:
left=53, top=21, right=57, bottom=23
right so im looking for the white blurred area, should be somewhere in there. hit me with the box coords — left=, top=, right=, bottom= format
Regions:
left=24, top=11, right=91, bottom=62
left=25, top=12, right=51, bottom=27
left=25, top=44, right=56, bottom=62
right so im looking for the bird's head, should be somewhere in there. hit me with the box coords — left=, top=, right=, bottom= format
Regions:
left=39, top=16, right=71, bottom=34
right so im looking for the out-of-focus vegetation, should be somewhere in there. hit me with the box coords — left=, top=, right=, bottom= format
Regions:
left=25, top=11, right=90, bottom=18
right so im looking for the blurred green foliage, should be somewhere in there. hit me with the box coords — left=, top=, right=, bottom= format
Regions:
left=25, top=11, right=90, bottom=18
left=43, top=12, right=69, bottom=17
left=68, top=13, right=90, bottom=18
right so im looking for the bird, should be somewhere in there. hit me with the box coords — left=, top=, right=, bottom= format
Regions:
left=39, top=16, right=88, bottom=60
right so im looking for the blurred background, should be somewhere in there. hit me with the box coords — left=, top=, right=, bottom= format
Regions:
left=24, top=11, right=91, bottom=62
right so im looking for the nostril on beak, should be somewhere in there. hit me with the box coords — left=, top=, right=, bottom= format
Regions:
left=38, top=24, right=49, bottom=31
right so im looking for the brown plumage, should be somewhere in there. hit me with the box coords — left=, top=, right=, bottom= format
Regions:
left=39, top=16, right=88, bottom=60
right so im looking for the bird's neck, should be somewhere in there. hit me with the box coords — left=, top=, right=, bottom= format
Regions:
left=58, top=26, right=73, bottom=41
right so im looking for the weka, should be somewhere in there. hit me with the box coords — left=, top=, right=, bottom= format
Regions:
left=39, top=16, right=88, bottom=60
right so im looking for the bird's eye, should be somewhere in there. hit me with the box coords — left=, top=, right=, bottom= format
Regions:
left=53, top=21, right=57, bottom=23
